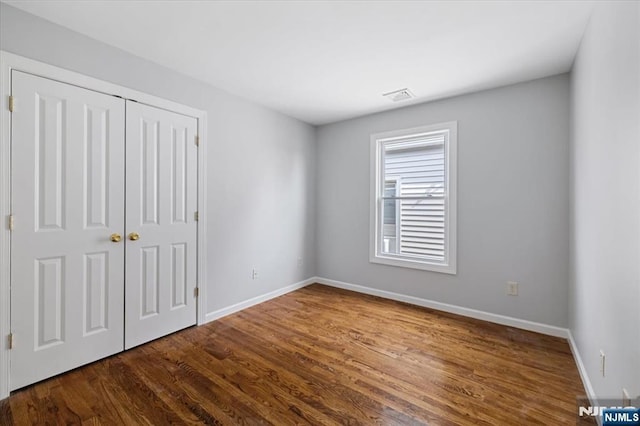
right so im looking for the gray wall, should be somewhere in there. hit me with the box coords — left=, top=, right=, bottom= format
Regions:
left=317, top=75, right=571, bottom=327
left=0, top=3, right=317, bottom=314
left=570, top=1, right=640, bottom=401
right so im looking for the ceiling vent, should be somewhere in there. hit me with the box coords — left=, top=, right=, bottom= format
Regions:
left=383, top=88, right=414, bottom=102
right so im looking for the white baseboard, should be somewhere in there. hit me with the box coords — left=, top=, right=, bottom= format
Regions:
left=567, top=330, right=598, bottom=409
left=203, top=277, right=316, bottom=323
left=315, top=277, right=569, bottom=338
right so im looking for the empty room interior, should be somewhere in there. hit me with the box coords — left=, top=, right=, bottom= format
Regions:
left=0, top=0, right=639, bottom=424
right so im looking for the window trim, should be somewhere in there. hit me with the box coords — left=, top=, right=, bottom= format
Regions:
left=369, top=121, right=457, bottom=274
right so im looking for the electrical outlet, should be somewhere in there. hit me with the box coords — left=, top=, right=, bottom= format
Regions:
left=623, top=388, right=631, bottom=406
left=251, top=268, right=258, bottom=280
left=297, top=257, right=303, bottom=268
left=507, top=281, right=518, bottom=296
left=600, top=350, right=605, bottom=377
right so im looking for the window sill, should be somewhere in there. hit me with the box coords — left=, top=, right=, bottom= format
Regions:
left=370, top=254, right=456, bottom=274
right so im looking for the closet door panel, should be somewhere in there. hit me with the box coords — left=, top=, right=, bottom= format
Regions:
left=10, top=71, right=125, bottom=391
left=125, top=101, right=197, bottom=349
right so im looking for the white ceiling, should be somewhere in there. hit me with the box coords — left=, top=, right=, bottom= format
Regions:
left=6, top=0, right=594, bottom=125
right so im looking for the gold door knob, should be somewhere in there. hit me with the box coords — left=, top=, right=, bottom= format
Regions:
left=128, top=232, right=140, bottom=241
left=110, top=233, right=122, bottom=243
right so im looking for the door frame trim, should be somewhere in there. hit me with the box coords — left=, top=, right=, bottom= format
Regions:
left=0, top=51, right=209, bottom=399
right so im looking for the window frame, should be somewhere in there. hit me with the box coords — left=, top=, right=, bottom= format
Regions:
left=369, top=121, right=457, bottom=274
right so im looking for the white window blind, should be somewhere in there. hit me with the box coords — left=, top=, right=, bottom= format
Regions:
left=370, top=122, right=457, bottom=274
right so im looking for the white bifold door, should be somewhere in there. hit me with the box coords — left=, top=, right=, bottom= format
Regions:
left=124, top=101, right=198, bottom=350
left=10, top=71, right=126, bottom=390
left=10, top=71, right=198, bottom=391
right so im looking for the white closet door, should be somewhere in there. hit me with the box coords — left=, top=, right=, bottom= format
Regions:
left=10, top=71, right=125, bottom=390
left=125, top=101, right=198, bottom=349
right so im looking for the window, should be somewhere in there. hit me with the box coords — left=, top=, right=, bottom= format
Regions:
left=370, top=122, right=457, bottom=274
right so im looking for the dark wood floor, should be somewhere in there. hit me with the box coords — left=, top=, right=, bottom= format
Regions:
left=1, top=284, right=588, bottom=425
